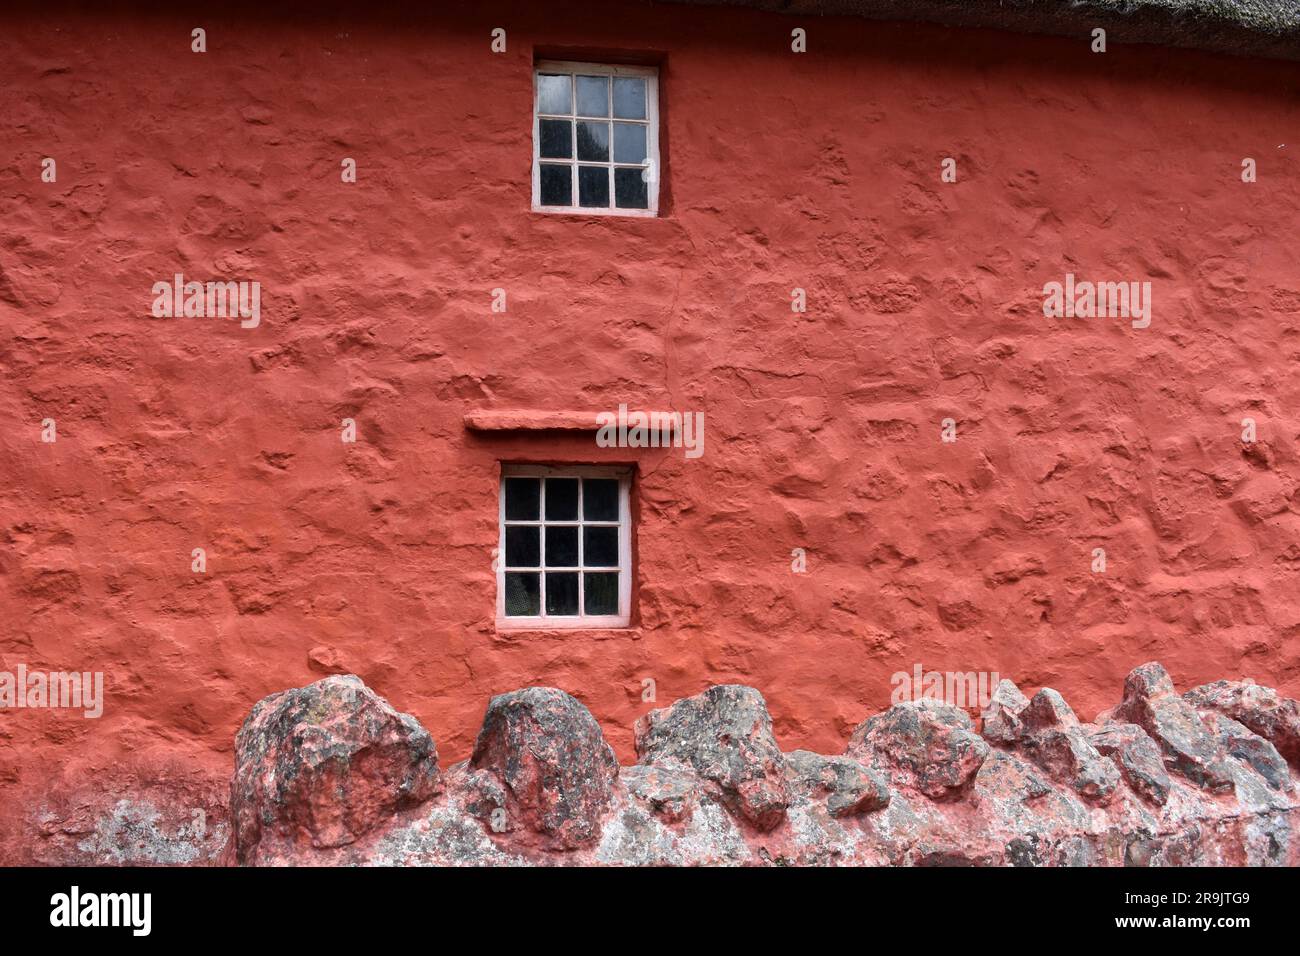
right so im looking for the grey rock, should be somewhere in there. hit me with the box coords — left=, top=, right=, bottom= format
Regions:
left=1115, top=662, right=1235, bottom=792
left=848, top=699, right=989, bottom=802
left=785, top=750, right=890, bottom=817
left=1089, top=722, right=1171, bottom=806
left=635, top=684, right=790, bottom=831
left=470, top=687, right=618, bottom=849
left=981, top=678, right=1031, bottom=745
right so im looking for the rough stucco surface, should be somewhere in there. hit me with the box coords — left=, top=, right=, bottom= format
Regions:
left=2, top=1, right=1300, bottom=861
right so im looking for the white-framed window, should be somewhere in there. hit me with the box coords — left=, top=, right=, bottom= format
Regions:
left=497, top=465, right=632, bottom=628
left=532, top=60, right=660, bottom=216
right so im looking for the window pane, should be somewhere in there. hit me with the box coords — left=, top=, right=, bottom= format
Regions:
left=539, top=164, right=572, bottom=206
left=576, top=75, right=609, bottom=116
left=613, top=77, right=646, bottom=119
left=584, top=526, right=618, bottom=567
left=584, top=573, right=619, bottom=615
left=576, top=121, right=609, bottom=162
left=505, top=572, right=540, bottom=616
left=539, top=119, right=572, bottom=159
left=505, top=525, right=540, bottom=568
left=612, top=123, right=647, bottom=164
left=537, top=73, right=571, bottom=114
left=505, top=477, right=540, bottom=519
left=614, top=167, right=649, bottom=209
left=545, top=478, right=579, bottom=519
left=579, top=166, right=610, bottom=207
left=546, top=525, right=579, bottom=567
left=546, top=572, right=579, bottom=615
left=584, top=478, right=619, bottom=520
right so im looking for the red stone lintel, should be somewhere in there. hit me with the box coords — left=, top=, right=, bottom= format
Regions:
left=463, top=409, right=603, bottom=432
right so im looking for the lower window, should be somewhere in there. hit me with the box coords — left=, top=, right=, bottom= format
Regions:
left=498, top=465, right=631, bottom=628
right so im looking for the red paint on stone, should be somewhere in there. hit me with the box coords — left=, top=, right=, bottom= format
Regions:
left=2, top=1, right=1300, bottom=859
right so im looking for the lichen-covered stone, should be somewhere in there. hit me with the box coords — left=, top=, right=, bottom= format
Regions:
left=784, top=750, right=890, bottom=817
left=1115, top=662, right=1235, bottom=792
left=230, top=675, right=438, bottom=863
left=1089, top=722, right=1171, bottom=806
left=1201, top=711, right=1291, bottom=791
left=635, top=684, right=790, bottom=832
left=469, top=687, right=617, bottom=850
left=980, top=679, right=1030, bottom=745
left=1016, top=689, right=1120, bottom=804
left=620, top=763, right=699, bottom=824
left=1185, top=679, right=1300, bottom=769
left=21, top=764, right=230, bottom=866
left=848, top=699, right=989, bottom=801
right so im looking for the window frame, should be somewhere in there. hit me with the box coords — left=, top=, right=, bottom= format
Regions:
left=496, top=464, right=633, bottom=629
left=531, top=60, right=660, bottom=218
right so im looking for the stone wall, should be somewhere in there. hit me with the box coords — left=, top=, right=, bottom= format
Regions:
left=20, top=662, right=1300, bottom=865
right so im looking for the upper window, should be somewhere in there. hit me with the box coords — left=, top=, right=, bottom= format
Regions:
left=498, top=465, right=632, bottom=628
left=533, top=61, right=660, bottom=217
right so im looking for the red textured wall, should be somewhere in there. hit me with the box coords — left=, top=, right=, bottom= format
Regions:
left=3, top=1, right=1300, bottom=842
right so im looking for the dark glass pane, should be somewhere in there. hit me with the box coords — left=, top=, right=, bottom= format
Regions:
left=505, top=525, right=540, bottom=567
left=584, top=526, right=618, bottom=567
left=545, top=478, right=579, bottom=519
left=539, top=119, right=572, bottom=159
left=578, top=166, right=609, bottom=207
left=546, top=526, right=579, bottom=567
left=576, top=75, right=608, bottom=116
left=546, top=572, right=579, bottom=615
left=612, top=122, right=646, bottom=164
left=536, top=73, right=571, bottom=114
left=584, top=573, right=619, bottom=615
left=613, top=77, right=646, bottom=119
left=614, top=167, right=648, bottom=209
left=505, top=572, right=540, bottom=616
left=576, top=121, right=609, bottom=162
left=584, top=478, right=619, bottom=520
left=505, top=477, right=540, bottom=519
left=539, top=164, right=572, bottom=206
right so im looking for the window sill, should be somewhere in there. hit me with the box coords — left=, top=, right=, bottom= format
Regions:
left=496, top=616, right=631, bottom=631
left=494, top=620, right=638, bottom=638
left=527, top=209, right=670, bottom=224
left=531, top=205, right=659, bottom=218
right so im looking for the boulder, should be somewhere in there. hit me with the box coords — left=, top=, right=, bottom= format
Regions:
left=469, top=687, right=617, bottom=849
left=635, top=685, right=790, bottom=831
left=1088, top=723, right=1171, bottom=806
left=1200, top=712, right=1291, bottom=791
left=1114, top=663, right=1234, bottom=792
left=230, top=675, right=438, bottom=862
left=848, top=699, right=989, bottom=801
left=784, top=750, right=890, bottom=817
left=980, top=679, right=1030, bottom=745
left=1016, top=689, right=1120, bottom=804
left=1184, top=679, right=1300, bottom=769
